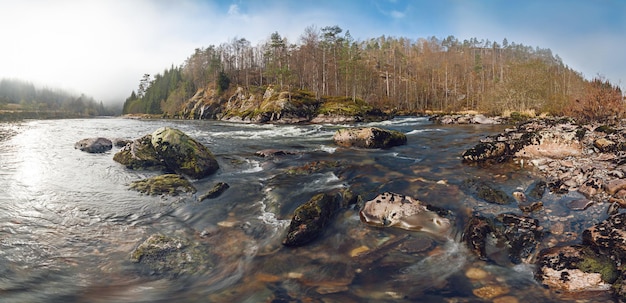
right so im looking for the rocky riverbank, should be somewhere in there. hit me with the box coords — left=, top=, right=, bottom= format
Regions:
left=462, top=117, right=626, bottom=300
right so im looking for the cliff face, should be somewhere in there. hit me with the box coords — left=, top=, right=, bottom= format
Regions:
left=177, top=86, right=388, bottom=123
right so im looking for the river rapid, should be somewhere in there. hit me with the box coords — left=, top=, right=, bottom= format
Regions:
left=0, top=117, right=611, bottom=302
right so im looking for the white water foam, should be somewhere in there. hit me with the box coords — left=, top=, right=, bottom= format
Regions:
left=318, top=145, right=337, bottom=154
left=240, top=159, right=263, bottom=173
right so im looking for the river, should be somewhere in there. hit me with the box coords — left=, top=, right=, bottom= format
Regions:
left=0, top=117, right=611, bottom=302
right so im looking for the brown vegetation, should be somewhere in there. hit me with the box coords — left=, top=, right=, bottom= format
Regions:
left=123, top=25, right=624, bottom=121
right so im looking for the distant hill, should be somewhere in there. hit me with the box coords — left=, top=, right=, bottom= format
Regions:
left=0, top=79, right=118, bottom=120
left=123, top=25, right=624, bottom=122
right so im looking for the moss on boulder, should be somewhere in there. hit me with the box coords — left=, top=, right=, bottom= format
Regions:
left=151, top=127, right=219, bottom=179
left=113, top=134, right=165, bottom=170
left=283, top=193, right=341, bottom=247
left=129, top=174, right=196, bottom=196
left=130, top=233, right=214, bottom=277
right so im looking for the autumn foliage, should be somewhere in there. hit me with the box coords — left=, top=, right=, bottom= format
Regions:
left=565, top=77, right=624, bottom=122
left=123, top=25, right=624, bottom=121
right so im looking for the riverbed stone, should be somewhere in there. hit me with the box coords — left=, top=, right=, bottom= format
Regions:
left=130, top=233, right=213, bottom=277
left=151, top=127, right=219, bottom=179
left=75, top=137, right=112, bottom=153
left=283, top=193, right=341, bottom=247
left=359, top=192, right=451, bottom=235
left=535, top=245, right=617, bottom=292
left=462, top=178, right=514, bottom=205
left=582, top=213, right=626, bottom=262
left=129, top=174, right=196, bottom=196
left=333, top=127, right=407, bottom=149
left=113, top=134, right=165, bottom=170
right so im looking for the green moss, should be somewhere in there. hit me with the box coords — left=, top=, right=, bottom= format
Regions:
left=317, top=96, right=371, bottom=116
left=578, top=248, right=618, bottom=283
left=130, top=174, right=196, bottom=196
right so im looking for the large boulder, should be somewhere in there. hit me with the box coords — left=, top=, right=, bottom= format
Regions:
left=359, top=192, right=451, bottom=235
left=75, top=137, right=112, bottom=153
left=113, top=134, right=165, bottom=170
left=333, top=127, right=407, bottom=149
left=150, top=127, right=219, bottom=179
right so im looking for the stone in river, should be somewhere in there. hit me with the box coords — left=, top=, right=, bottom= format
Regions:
left=359, top=192, right=451, bottom=236
left=535, top=245, right=617, bottom=292
left=151, top=127, right=219, bottom=179
left=113, top=134, right=165, bottom=170
left=333, top=127, right=407, bottom=149
left=75, top=137, right=112, bottom=153
left=283, top=193, right=341, bottom=247
left=129, top=174, right=196, bottom=196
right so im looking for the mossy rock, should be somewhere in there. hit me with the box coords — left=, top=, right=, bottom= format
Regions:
left=113, top=134, right=165, bottom=170
left=333, top=127, right=407, bottom=149
left=462, top=178, right=513, bottom=205
left=283, top=193, right=341, bottom=247
left=130, top=233, right=214, bottom=278
left=151, top=127, right=219, bottom=179
left=129, top=174, right=196, bottom=196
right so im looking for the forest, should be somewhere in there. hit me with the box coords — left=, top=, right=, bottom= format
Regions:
left=123, top=25, right=624, bottom=122
left=0, top=78, right=117, bottom=118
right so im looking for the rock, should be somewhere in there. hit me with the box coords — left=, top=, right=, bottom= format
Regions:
left=113, top=134, right=165, bottom=170
left=462, top=216, right=492, bottom=260
left=462, top=178, right=514, bottom=205
left=283, top=193, right=341, bottom=247
left=582, top=213, right=626, bottom=262
left=463, top=213, right=543, bottom=264
left=254, top=149, right=296, bottom=157
left=472, top=285, right=510, bottom=300
left=535, top=245, right=617, bottom=292
left=151, top=127, right=219, bottom=179
left=198, top=182, right=229, bottom=201
left=594, top=138, right=616, bottom=152
left=333, top=127, right=407, bottom=149
left=130, top=233, right=213, bottom=277
left=359, top=192, right=451, bottom=235
left=112, top=138, right=133, bottom=148
left=605, top=179, right=626, bottom=195
left=129, top=174, right=196, bottom=196
left=74, top=137, right=112, bottom=153
left=496, top=213, right=543, bottom=264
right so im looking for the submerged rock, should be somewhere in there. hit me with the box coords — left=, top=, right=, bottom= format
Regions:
left=359, top=192, right=451, bottom=235
left=130, top=233, right=214, bottom=277
left=198, top=182, right=230, bottom=201
left=151, top=127, right=219, bottom=179
left=462, top=178, right=514, bottom=205
left=333, top=127, right=407, bottom=149
left=75, top=137, right=112, bottom=153
left=129, top=174, right=196, bottom=196
left=462, top=213, right=543, bottom=264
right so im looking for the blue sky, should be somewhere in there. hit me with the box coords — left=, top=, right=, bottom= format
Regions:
left=0, top=0, right=624, bottom=104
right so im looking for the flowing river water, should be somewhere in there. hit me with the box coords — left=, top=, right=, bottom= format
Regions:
left=0, top=117, right=613, bottom=302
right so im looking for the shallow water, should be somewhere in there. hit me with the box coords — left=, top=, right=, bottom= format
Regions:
left=0, top=117, right=613, bottom=302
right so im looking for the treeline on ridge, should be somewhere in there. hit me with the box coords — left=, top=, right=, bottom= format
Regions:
left=0, top=79, right=117, bottom=118
left=123, top=25, right=624, bottom=121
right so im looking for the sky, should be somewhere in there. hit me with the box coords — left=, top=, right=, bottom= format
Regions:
left=0, top=0, right=624, bottom=105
